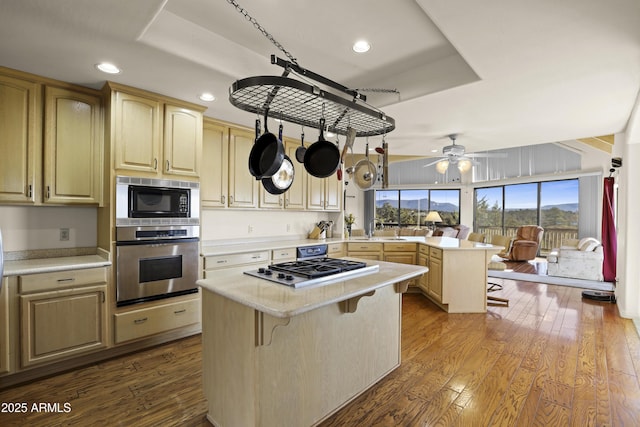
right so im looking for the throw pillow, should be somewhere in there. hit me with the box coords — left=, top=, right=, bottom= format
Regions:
left=578, top=237, right=600, bottom=251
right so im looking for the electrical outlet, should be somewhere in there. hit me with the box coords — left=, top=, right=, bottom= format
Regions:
left=59, top=228, right=70, bottom=241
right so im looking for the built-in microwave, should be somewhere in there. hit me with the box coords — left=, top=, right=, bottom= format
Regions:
left=115, top=176, right=200, bottom=226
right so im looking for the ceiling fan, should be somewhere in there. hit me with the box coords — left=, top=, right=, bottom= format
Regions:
left=424, top=134, right=506, bottom=174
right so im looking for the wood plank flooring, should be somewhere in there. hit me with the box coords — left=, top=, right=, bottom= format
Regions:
left=1, top=278, right=638, bottom=426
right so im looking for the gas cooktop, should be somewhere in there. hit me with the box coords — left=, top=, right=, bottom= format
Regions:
left=244, top=257, right=379, bottom=288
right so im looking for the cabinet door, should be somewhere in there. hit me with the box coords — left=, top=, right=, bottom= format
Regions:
left=228, top=127, right=258, bottom=208
left=21, top=285, right=107, bottom=367
left=324, top=173, right=342, bottom=211
left=417, top=253, right=428, bottom=292
left=428, top=257, right=443, bottom=303
left=113, top=91, right=161, bottom=174
left=384, top=253, right=416, bottom=265
left=44, top=86, right=102, bottom=205
left=283, top=139, right=305, bottom=209
left=0, top=278, right=9, bottom=375
left=201, top=120, right=229, bottom=208
left=163, top=104, right=202, bottom=177
left=306, top=174, right=325, bottom=210
left=0, top=74, right=40, bottom=203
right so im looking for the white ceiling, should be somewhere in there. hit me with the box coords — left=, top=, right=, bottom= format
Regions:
left=1, top=0, right=639, bottom=157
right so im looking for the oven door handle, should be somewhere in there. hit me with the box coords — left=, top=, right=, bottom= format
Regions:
left=116, top=237, right=200, bottom=246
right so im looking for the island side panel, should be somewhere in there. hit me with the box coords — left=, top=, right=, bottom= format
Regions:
left=201, top=283, right=402, bottom=427
left=202, top=290, right=258, bottom=427
left=256, top=284, right=402, bottom=426
left=442, top=249, right=490, bottom=313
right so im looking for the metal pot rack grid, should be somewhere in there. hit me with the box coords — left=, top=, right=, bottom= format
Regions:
left=229, top=75, right=395, bottom=137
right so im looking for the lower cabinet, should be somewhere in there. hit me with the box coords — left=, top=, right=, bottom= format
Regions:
left=19, top=268, right=108, bottom=367
left=427, top=247, right=443, bottom=303
left=114, top=297, right=200, bottom=344
left=384, top=242, right=418, bottom=287
left=0, top=278, right=9, bottom=375
left=347, top=242, right=383, bottom=260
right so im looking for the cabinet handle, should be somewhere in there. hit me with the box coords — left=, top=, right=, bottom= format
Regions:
left=134, top=317, right=148, bottom=324
left=174, top=309, right=186, bottom=315
left=166, top=160, right=170, bottom=171
left=279, top=198, right=283, bottom=206
left=229, top=195, right=234, bottom=204
left=221, top=195, right=226, bottom=205
left=27, top=184, right=32, bottom=198
left=154, top=158, right=158, bottom=170
left=100, top=291, right=105, bottom=303
left=216, top=260, right=228, bottom=264
left=46, top=185, right=50, bottom=199
left=57, top=278, right=75, bottom=283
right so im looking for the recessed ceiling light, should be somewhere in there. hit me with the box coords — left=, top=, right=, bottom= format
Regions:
left=353, top=40, right=371, bottom=53
left=95, top=62, right=121, bottom=74
left=199, top=92, right=215, bottom=102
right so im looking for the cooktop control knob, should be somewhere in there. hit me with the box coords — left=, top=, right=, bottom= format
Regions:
left=277, top=273, right=285, bottom=279
left=258, top=268, right=265, bottom=273
left=285, top=275, right=294, bottom=281
left=264, top=269, right=273, bottom=276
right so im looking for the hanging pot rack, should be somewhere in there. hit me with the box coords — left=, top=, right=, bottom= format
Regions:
left=229, top=55, right=396, bottom=137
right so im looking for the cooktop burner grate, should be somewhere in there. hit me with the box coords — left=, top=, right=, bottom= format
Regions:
left=270, top=258, right=368, bottom=279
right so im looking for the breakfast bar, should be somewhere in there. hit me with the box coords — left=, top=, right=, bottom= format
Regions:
left=197, top=259, right=427, bottom=427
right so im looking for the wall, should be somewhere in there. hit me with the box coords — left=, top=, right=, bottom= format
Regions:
left=200, top=209, right=343, bottom=242
left=0, top=206, right=97, bottom=252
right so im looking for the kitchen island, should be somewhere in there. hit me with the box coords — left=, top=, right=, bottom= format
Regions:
left=197, top=259, right=427, bottom=427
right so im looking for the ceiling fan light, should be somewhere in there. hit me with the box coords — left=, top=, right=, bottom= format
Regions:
left=435, top=159, right=449, bottom=174
left=458, top=159, right=472, bottom=173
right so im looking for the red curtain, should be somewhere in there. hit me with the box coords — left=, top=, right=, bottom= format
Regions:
left=602, top=177, right=617, bottom=282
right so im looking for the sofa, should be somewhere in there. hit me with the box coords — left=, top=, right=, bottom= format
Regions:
left=547, top=237, right=604, bottom=281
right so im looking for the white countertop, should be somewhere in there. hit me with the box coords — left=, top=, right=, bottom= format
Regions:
left=200, top=235, right=498, bottom=256
left=3, top=255, right=111, bottom=276
left=197, top=258, right=427, bottom=318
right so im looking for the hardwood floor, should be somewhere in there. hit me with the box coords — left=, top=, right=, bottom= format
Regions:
left=1, top=279, right=638, bottom=426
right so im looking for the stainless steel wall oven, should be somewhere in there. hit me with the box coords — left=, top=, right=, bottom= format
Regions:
left=115, top=176, right=200, bottom=307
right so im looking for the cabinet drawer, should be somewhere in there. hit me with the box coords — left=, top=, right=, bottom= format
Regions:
left=419, top=244, right=429, bottom=255
left=19, top=267, right=107, bottom=293
left=383, top=242, right=417, bottom=252
left=114, top=297, right=200, bottom=344
left=204, top=251, right=269, bottom=269
left=327, top=242, right=344, bottom=255
left=347, top=242, right=383, bottom=252
left=271, top=247, right=296, bottom=261
left=429, top=247, right=443, bottom=260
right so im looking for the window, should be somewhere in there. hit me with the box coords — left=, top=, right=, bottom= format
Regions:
left=375, top=189, right=460, bottom=228
left=474, top=179, right=579, bottom=254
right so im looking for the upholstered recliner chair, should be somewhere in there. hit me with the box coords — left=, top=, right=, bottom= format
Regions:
left=506, top=225, right=544, bottom=261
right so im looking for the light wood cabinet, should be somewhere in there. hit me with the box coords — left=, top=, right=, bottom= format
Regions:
left=0, top=72, right=41, bottom=203
left=203, top=250, right=270, bottom=277
left=228, top=126, right=259, bottom=208
left=114, top=297, right=200, bottom=344
left=19, top=268, right=108, bottom=367
left=271, top=247, right=296, bottom=262
left=328, top=242, right=345, bottom=257
left=0, top=278, right=9, bottom=375
left=427, top=247, right=443, bottom=303
left=417, top=245, right=429, bottom=292
left=201, top=119, right=229, bottom=207
left=44, top=86, right=103, bottom=204
left=107, top=82, right=203, bottom=179
left=347, top=242, right=383, bottom=260
left=307, top=172, right=341, bottom=211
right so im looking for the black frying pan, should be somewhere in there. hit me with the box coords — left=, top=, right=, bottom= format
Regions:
left=248, top=111, right=284, bottom=180
left=303, top=118, right=340, bottom=178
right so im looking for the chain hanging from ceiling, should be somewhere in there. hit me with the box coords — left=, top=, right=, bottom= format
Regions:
left=225, top=0, right=396, bottom=137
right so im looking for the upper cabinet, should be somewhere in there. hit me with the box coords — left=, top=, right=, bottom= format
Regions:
left=44, top=86, right=103, bottom=204
left=0, top=67, right=103, bottom=205
left=307, top=172, right=342, bottom=212
left=105, top=82, right=204, bottom=179
left=259, top=138, right=306, bottom=210
left=0, top=72, right=41, bottom=203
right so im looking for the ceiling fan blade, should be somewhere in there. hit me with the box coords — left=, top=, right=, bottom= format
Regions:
left=465, top=152, right=508, bottom=158
left=423, top=158, right=445, bottom=167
